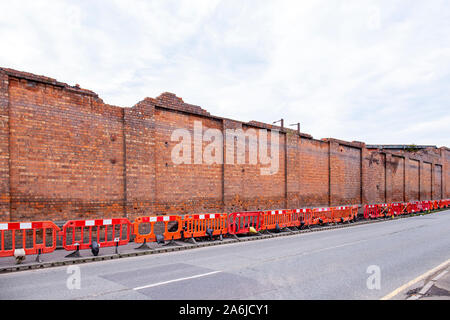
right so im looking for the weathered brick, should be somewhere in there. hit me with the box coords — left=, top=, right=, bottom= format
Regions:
left=0, top=67, right=448, bottom=222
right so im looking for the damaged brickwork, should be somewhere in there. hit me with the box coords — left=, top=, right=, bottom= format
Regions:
left=0, top=67, right=448, bottom=223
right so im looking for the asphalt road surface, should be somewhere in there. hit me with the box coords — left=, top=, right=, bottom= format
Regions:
left=1, top=210, right=449, bottom=300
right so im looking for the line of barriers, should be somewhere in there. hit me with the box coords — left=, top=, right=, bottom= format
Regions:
left=363, top=199, right=449, bottom=219
left=1, top=199, right=449, bottom=262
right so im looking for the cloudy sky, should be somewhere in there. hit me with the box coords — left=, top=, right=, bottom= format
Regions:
left=0, top=0, right=449, bottom=147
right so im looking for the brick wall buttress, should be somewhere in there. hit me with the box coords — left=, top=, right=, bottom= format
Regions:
left=0, top=70, right=10, bottom=221
left=124, top=99, right=155, bottom=219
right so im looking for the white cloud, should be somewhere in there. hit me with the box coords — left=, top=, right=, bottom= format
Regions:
left=0, top=0, right=449, bottom=147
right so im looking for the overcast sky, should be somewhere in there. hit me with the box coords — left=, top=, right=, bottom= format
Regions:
left=0, top=0, right=449, bottom=147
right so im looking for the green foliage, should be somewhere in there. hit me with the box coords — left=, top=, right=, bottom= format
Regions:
left=405, top=144, right=419, bottom=152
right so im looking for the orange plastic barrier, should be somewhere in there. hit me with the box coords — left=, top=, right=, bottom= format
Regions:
left=261, top=209, right=293, bottom=231
left=133, top=215, right=182, bottom=243
left=0, top=221, right=60, bottom=258
left=182, top=213, right=227, bottom=239
left=228, top=211, right=262, bottom=235
left=439, top=199, right=449, bottom=209
left=432, top=200, right=439, bottom=210
left=363, top=204, right=379, bottom=219
left=351, top=205, right=359, bottom=219
left=292, top=208, right=311, bottom=228
left=312, top=207, right=333, bottom=224
left=389, top=203, right=407, bottom=216
left=377, top=204, right=389, bottom=217
left=406, top=202, right=419, bottom=214
left=414, top=201, right=425, bottom=212
left=62, top=218, right=132, bottom=251
left=420, top=200, right=432, bottom=212
left=332, top=206, right=354, bottom=222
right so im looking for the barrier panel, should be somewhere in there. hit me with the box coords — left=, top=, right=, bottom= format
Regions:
left=420, top=200, right=432, bottom=212
left=389, top=203, right=407, bottom=216
left=351, top=205, right=358, bottom=220
left=0, top=221, right=60, bottom=258
left=332, top=206, right=353, bottom=223
left=432, top=200, right=439, bottom=210
left=133, top=215, right=182, bottom=244
left=407, top=202, right=419, bottom=214
left=377, top=204, right=389, bottom=217
left=182, top=213, right=227, bottom=239
left=261, top=209, right=293, bottom=231
left=364, top=205, right=379, bottom=219
left=228, top=211, right=262, bottom=235
left=292, top=208, right=312, bottom=228
left=439, top=199, right=449, bottom=209
left=62, top=218, right=132, bottom=252
left=414, top=201, right=424, bottom=212
left=312, top=207, right=333, bottom=224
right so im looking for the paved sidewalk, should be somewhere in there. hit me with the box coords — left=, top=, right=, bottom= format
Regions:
left=407, top=265, right=450, bottom=300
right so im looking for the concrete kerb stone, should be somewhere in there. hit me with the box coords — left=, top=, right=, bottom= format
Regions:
left=0, top=210, right=447, bottom=274
left=406, top=264, right=450, bottom=300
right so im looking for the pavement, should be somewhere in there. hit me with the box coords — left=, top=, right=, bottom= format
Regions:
left=388, top=260, right=450, bottom=300
left=0, top=209, right=449, bottom=300
left=419, top=267, right=450, bottom=300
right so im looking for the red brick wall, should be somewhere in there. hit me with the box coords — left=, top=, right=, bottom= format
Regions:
left=298, top=138, right=329, bottom=207
left=286, top=132, right=301, bottom=208
left=434, top=164, right=442, bottom=200
left=123, top=99, right=155, bottom=219
left=421, top=162, right=432, bottom=200
left=0, top=67, right=448, bottom=222
left=445, top=149, right=450, bottom=198
left=153, top=107, right=223, bottom=215
left=407, top=159, right=420, bottom=201
left=330, top=142, right=361, bottom=205
left=7, top=76, right=125, bottom=221
left=362, top=150, right=386, bottom=204
left=223, top=120, right=286, bottom=212
left=0, top=70, right=9, bottom=221
left=388, top=155, right=404, bottom=202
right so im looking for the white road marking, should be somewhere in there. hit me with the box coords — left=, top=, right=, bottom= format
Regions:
left=132, top=270, right=222, bottom=291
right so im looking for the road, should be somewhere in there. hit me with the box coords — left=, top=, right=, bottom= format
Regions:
left=0, top=210, right=449, bottom=300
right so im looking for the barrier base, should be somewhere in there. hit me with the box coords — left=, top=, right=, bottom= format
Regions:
left=282, top=227, right=295, bottom=233
left=65, top=244, right=81, bottom=258
left=163, top=238, right=182, bottom=247
left=65, top=249, right=80, bottom=258
left=35, top=250, right=42, bottom=263
left=228, top=233, right=240, bottom=241
left=186, top=237, right=197, bottom=244
left=135, top=240, right=152, bottom=250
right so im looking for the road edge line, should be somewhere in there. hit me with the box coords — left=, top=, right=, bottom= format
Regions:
left=381, top=258, right=450, bottom=300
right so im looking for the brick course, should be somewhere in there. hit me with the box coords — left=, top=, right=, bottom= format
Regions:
left=0, top=67, right=448, bottom=222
